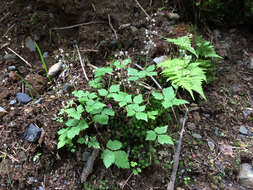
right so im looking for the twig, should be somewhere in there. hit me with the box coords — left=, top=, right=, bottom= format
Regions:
left=167, top=107, right=189, bottom=190
left=134, top=0, right=151, bottom=20
left=81, top=149, right=99, bottom=182
left=0, top=12, right=10, bottom=23
left=50, top=21, right=106, bottom=31
left=3, top=23, right=15, bottom=37
left=7, top=47, right=32, bottom=67
left=108, top=14, right=118, bottom=40
left=75, top=44, right=89, bottom=81
left=134, top=63, right=162, bottom=90
left=0, top=150, right=20, bottom=163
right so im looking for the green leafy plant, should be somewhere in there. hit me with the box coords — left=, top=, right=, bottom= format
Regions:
left=101, top=140, right=129, bottom=168
left=57, top=57, right=188, bottom=171
left=146, top=126, right=174, bottom=145
left=159, top=35, right=222, bottom=100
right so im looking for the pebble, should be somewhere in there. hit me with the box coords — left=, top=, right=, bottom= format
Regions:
left=240, top=125, right=248, bottom=135
left=16, top=93, right=32, bottom=104
left=48, top=61, right=63, bottom=77
left=3, top=54, right=17, bottom=61
left=0, top=107, right=7, bottom=117
left=21, top=123, right=42, bottom=143
left=203, top=113, right=210, bottom=118
left=27, top=177, right=35, bottom=184
left=153, top=56, right=169, bottom=64
left=63, top=84, right=74, bottom=93
left=242, top=108, right=253, bottom=118
left=9, top=99, right=17, bottom=105
left=248, top=55, right=253, bottom=69
left=215, top=127, right=219, bottom=136
left=207, top=141, right=215, bottom=151
left=38, top=186, right=44, bottom=190
left=82, top=151, right=91, bottom=162
left=7, top=65, right=16, bottom=71
left=238, top=163, right=253, bottom=188
left=187, top=122, right=196, bottom=130
left=25, top=36, right=36, bottom=52
left=43, top=52, right=48, bottom=58
left=34, top=98, right=42, bottom=104
left=231, top=84, right=241, bottom=94
left=192, top=133, right=202, bottom=139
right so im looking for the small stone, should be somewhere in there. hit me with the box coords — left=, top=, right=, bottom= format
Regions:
left=207, top=141, right=215, bottom=151
left=153, top=56, right=169, bottom=64
left=3, top=54, right=17, bottom=61
left=240, top=125, right=248, bottom=135
left=203, top=113, right=210, bottom=118
left=34, top=98, right=42, bottom=104
left=7, top=65, right=16, bottom=71
left=21, top=123, right=42, bottom=143
left=25, top=36, right=36, bottom=52
left=192, top=133, right=202, bottom=139
left=9, top=99, right=17, bottom=105
left=27, top=177, right=35, bottom=184
left=219, top=144, right=233, bottom=156
left=187, top=122, right=196, bottom=130
left=48, top=61, right=63, bottom=77
left=130, top=26, right=138, bottom=33
left=248, top=55, right=253, bottom=69
left=82, top=151, right=91, bottom=162
left=231, top=84, right=241, bottom=94
left=63, top=84, right=74, bottom=93
left=38, top=186, right=44, bottom=190
left=43, top=52, right=48, bottom=58
left=238, top=163, right=253, bottom=188
left=215, top=127, right=219, bottom=136
left=52, top=177, right=57, bottom=182
left=9, top=71, right=18, bottom=81
left=0, top=107, right=7, bottom=117
left=243, top=108, right=253, bottom=118
left=16, top=93, right=32, bottom=104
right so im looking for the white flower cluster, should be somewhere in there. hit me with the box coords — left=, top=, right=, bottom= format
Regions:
left=141, top=14, right=159, bottom=55
left=114, top=50, right=128, bottom=59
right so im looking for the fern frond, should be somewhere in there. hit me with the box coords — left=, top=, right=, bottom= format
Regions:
left=158, top=58, right=206, bottom=100
left=194, top=36, right=222, bottom=59
left=166, top=36, right=198, bottom=58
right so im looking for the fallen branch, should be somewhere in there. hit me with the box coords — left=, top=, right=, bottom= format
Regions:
left=7, top=47, right=32, bottom=67
left=167, top=107, right=189, bottom=190
left=75, top=44, right=89, bottom=82
left=50, top=21, right=106, bottom=31
left=108, top=14, right=118, bottom=40
left=81, top=149, right=99, bottom=183
left=134, top=0, right=151, bottom=20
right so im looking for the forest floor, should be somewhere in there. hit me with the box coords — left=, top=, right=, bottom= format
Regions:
left=0, top=0, right=253, bottom=190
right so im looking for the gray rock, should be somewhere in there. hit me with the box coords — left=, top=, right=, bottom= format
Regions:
left=0, top=107, right=7, bottom=117
left=240, top=125, right=248, bottom=135
left=248, top=55, right=253, bottom=69
left=7, top=66, right=16, bottom=71
left=238, top=163, right=253, bottom=188
left=38, top=186, right=44, bottom=190
left=130, top=26, right=138, bottom=33
left=203, top=113, right=210, bottom=118
left=34, top=98, right=42, bottom=104
left=48, top=61, right=63, bottom=77
left=25, top=36, right=36, bottom=52
left=187, top=122, right=196, bottom=130
left=3, top=54, right=17, bottom=61
left=192, top=133, right=202, bottom=139
left=21, top=123, right=42, bottom=143
left=16, top=93, right=32, bottom=104
left=153, top=56, right=169, bottom=64
left=243, top=108, right=253, bottom=118
left=9, top=99, right=17, bottom=105
left=27, top=177, right=35, bottom=184
left=43, top=52, right=48, bottom=58
left=82, top=151, right=91, bottom=162
left=63, top=84, right=73, bottom=93
left=208, top=141, right=215, bottom=151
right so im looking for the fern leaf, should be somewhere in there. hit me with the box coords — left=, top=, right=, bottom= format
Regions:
left=166, top=36, right=198, bottom=58
left=158, top=59, right=207, bottom=100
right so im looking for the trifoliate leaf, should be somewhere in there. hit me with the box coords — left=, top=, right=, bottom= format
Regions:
left=147, top=111, right=158, bottom=120
left=88, top=136, right=100, bottom=149
left=106, top=140, right=122, bottom=150
left=64, top=108, right=81, bottom=120
left=146, top=65, right=155, bottom=72
left=172, top=98, right=189, bottom=105
left=114, top=150, right=130, bottom=169
left=94, top=67, right=113, bottom=77
left=58, top=128, right=68, bottom=135
left=98, top=89, right=108, bottom=96
left=65, top=119, right=79, bottom=127
left=67, top=126, right=80, bottom=139
left=154, top=126, right=168, bottom=134
left=128, top=68, right=138, bottom=76
left=77, top=137, right=86, bottom=144
left=133, top=94, right=144, bottom=104
left=152, top=92, right=164, bottom=100
left=77, top=119, right=89, bottom=130
left=136, top=112, right=148, bottom=121
left=101, top=149, right=115, bottom=168
left=102, top=108, right=115, bottom=116
left=88, top=92, right=98, bottom=99
left=146, top=130, right=157, bottom=141
left=162, top=87, right=175, bottom=101
left=77, top=104, right=84, bottom=114
left=162, top=100, right=173, bottom=109
left=57, top=140, right=66, bottom=149
left=94, top=114, right=109, bottom=125
left=109, top=84, right=120, bottom=93
left=157, top=135, right=174, bottom=145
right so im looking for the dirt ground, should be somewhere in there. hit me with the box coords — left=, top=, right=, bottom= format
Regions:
left=0, top=0, right=253, bottom=190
